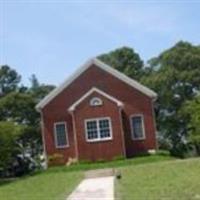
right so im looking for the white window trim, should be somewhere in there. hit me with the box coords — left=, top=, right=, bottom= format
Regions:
left=84, top=117, right=113, bottom=142
left=54, top=122, right=69, bottom=148
left=90, top=97, right=103, bottom=106
left=130, top=114, right=146, bottom=140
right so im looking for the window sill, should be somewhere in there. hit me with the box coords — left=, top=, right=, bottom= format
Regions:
left=86, top=137, right=113, bottom=143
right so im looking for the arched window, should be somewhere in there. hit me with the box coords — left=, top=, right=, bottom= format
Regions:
left=90, top=97, right=103, bottom=106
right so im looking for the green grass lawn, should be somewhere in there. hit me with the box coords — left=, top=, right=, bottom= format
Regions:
left=0, top=170, right=83, bottom=200
left=1, top=153, right=199, bottom=200
left=116, top=158, right=200, bottom=200
left=0, top=153, right=172, bottom=200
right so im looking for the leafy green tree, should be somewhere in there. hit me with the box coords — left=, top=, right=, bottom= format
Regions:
left=181, top=96, right=200, bottom=155
left=0, top=92, right=39, bottom=126
left=0, top=121, right=21, bottom=173
left=0, top=68, right=55, bottom=176
left=98, top=47, right=144, bottom=80
left=141, top=41, right=200, bottom=157
left=29, top=75, right=55, bottom=102
left=29, top=74, right=40, bottom=91
left=0, top=65, right=21, bottom=97
left=0, top=75, right=55, bottom=126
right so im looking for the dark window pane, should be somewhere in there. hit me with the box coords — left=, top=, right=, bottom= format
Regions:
left=131, top=116, right=144, bottom=139
left=99, top=119, right=111, bottom=138
left=55, top=123, right=67, bottom=146
left=87, top=121, right=97, bottom=130
left=100, top=129, right=110, bottom=138
left=99, top=119, right=109, bottom=129
left=87, top=130, right=98, bottom=139
left=86, top=121, right=98, bottom=140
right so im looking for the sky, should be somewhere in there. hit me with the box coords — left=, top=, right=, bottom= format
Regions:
left=0, top=0, right=200, bottom=86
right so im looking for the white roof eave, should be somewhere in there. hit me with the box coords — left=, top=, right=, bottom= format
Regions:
left=36, top=58, right=157, bottom=111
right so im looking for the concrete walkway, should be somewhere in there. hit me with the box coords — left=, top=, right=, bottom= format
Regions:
left=67, top=176, right=115, bottom=200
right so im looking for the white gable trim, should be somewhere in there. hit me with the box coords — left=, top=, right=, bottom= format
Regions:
left=93, top=58, right=157, bottom=98
left=68, top=87, right=123, bottom=112
left=36, top=58, right=157, bottom=111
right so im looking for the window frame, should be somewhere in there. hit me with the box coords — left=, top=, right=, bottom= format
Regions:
left=130, top=114, right=146, bottom=140
left=54, top=122, right=69, bottom=148
left=89, top=97, right=103, bottom=107
left=84, top=117, right=113, bottom=142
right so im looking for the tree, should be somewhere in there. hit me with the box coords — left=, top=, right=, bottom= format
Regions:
left=0, top=65, right=21, bottom=97
left=0, top=75, right=55, bottom=126
left=0, top=121, right=21, bottom=175
left=29, top=74, right=55, bottom=102
left=0, top=68, right=55, bottom=176
left=98, top=47, right=144, bottom=80
left=29, top=74, right=40, bottom=91
left=181, top=95, right=200, bottom=155
left=141, top=41, right=200, bottom=157
left=0, top=92, right=39, bottom=126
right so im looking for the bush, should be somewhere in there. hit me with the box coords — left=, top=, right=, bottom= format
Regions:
left=157, top=134, right=171, bottom=151
left=0, top=122, right=43, bottom=177
left=0, top=121, right=21, bottom=177
left=169, top=142, right=192, bottom=158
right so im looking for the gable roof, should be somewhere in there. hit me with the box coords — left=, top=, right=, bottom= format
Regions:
left=68, top=87, right=124, bottom=112
left=36, top=58, right=157, bottom=111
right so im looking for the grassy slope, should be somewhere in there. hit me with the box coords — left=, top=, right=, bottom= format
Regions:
left=0, top=154, right=172, bottom=200
left=0, top=170, right=82, bottom=200
left=116, top=158, right=200, bottom=200
left=1, top=155, right=198, bottom=200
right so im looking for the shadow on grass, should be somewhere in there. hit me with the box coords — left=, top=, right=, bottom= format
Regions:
left=0, top=178, right=17, bottom=187
left=0, top=170, right=45, bottom=187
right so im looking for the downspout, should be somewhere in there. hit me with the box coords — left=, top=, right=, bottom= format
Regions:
left=151, top=98, right=158, bottom=151
left=70, top=110, right=79, bottom=161
left=118, top=106, right=127, bottom=158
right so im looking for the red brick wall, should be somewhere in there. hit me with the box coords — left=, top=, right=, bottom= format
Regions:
left=73, top=91, right=124, bottom=161
left=42, top=64, right=157, bottom=164
left=42, top=112, right=76, bottom=164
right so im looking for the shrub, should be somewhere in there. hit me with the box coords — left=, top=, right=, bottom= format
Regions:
left=0, top=121, right=21, bottom=177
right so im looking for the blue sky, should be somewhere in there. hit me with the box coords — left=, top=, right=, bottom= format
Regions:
left=0, top=1, right=200, bottom=86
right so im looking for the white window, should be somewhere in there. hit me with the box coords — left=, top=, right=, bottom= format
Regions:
left=130, top=115, right=145, bottom=140
left=54, top=122, right=69, bottom=148
left=90, top=97, right=103, bottom=106
left=85, top=117, right=112, bottom=142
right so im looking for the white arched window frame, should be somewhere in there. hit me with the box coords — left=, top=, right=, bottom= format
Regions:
left=90, top=97, right=103, bottom=106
